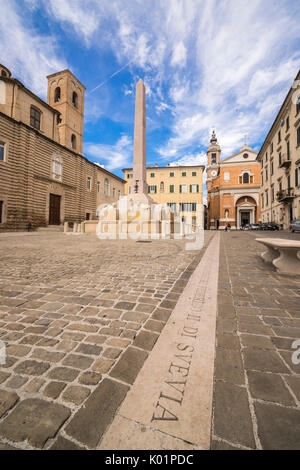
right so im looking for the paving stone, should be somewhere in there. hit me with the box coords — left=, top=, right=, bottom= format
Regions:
left=115, top=302, right=135, bottom=311
left=56, top=339, right=77, bottom=352
left=133, top=330, right=159, bottom=352
left=106, top=338, right=130, bottom=348
left=79, top=371, right=102, bottom=386
left=59, top=304, right=82, bottom=315
left=48, top=367, right=80, bottom=382
left=254, top=402, right=300, bottom=449
left=243, top=349, right=290, bottom=374
left=262, top=316, right=283, bottom=326
left=66, top=324, right=99, bottom=333
left=0, top=371, right=10, bottom=384
left=6, top=375, right=28, bottom=389
left=216, top=318, right=237, bottom=333
left=62, top=385, right=90, bottom=405
left=84, top=334, right=106, bottom=345
left=240, top=334, right=275, bottom=350
left=284, top=375, right=300, bottom=402
left=144, top=319, right=165, bottom=333
left=151, top=308, right=172, bottom=322
left=272, top=326, right=300, bottom=339
left=43, top=381, right=67, bottom=399
left=24, top=378, right=45, bottom=393
left=110, top=347, right=148, bottom=385
left=6, top=344, right=31, bottom=357
left=37, top=338, right=59, bottom=347
left=120, top=330, right=137, bottom=340
left=103, top=347, right=122, bottom=359
left=217, top=333, right=240, bottom=350
left=19, top=335, right=41, bottom=345
left=271, top=336, right=295, bottom=350
left=65, top=378, right=129, bottom=448
left=14, top=360, right=50, bottom=376
left=75, top=343, right=102, bottom=356
left=61, top=332, right=85, bottom=341
left=278, top=350, right=300, bottom=374
left=0, top=390, right=19, bottom=417
left=247, top=370, right=295, bottom=405
left=1, top=356, right=18, bottom=368
left=213, top=381, right=255, bottom=448
left=30, top=348, right=65, bottom=363
left=0, top=399, right=70, bottom=449
left=99, top=327, right=122, bottom=337
left=211, top=439, right=242, bottom=450
left=49, top=436, right=85, bottom=450
left=92, top=358, right=114, bottom=373
left=62, top=354, right=93, bottom=370
left=122, top=311, right=148, bottom=323
left=215, top=348, right=244, bottom=385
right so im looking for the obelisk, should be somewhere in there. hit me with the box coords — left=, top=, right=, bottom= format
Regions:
left=131, top=79, right=148, bottom=195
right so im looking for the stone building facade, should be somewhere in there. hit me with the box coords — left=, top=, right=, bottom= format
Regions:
left=257, top=70, right=300, bottom=229
left=123, top=164, right=204, bottom=226
left=0, top=64, right=124, bottom=230
left=206, top=132, right=261, bottom=229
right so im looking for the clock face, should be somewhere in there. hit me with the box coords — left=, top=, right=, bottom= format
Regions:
left=211, top=170, right=217, bottom=177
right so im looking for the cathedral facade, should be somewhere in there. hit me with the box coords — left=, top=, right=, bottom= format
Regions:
left=206, top=132, right=261, bottom=229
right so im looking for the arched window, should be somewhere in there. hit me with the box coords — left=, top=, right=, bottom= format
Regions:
left=71, top=134, right=76, bottom=150
left=104, top=178, right=109, bottom=196
left=72, top=91, right=78, bottom=107
left=243, top=172, right=249, bottom=184
left=30, top=106, right=41, bottom=130
left=52, top=154, right=62, bottom=181
left=54, top=87, right=61, bottom=103
left=160, top=181, right=164, bottom=193
left=1, top=70, right=7, bottom=77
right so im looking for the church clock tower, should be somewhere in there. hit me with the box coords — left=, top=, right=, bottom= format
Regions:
left=206, top=130, right=221, bottom=181
left=206, top=130, right=221, bottom=229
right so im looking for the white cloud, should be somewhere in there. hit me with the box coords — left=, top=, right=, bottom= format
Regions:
left=171, top=42, right=187, bottom=68
left=85, top=135, right=132, bottom=171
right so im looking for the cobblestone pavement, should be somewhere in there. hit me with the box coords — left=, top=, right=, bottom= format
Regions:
left=212, top=230, right=300, bottom=450
left=0, top=232, right=214, bottom=450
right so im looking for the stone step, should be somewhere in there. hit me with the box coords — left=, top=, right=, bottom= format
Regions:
left=37, top=225, right=64, bottom=232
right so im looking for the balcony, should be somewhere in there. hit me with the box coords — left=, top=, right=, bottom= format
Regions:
left=279, top=154, right=291, bottom=169
left=276, top=188, right=295, bottom=202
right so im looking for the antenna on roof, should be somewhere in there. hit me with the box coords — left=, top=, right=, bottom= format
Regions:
left=244, top=134, right=248, bottom=146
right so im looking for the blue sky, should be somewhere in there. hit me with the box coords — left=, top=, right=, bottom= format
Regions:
left=1, top=0, right=300, bottom=194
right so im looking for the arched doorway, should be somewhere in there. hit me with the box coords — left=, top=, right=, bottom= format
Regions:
left=235, top=196, right=257, bottom=228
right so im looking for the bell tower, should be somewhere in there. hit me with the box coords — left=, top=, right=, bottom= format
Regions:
left=47, top=69, right=86, bottom=154
left=206, top=130, right=221, bottom=182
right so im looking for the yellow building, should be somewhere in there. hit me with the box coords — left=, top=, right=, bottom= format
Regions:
left=123, top=164, right=204, bottom=226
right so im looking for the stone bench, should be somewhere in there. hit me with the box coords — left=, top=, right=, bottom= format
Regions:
left=256, top=238, right=300, bottom=275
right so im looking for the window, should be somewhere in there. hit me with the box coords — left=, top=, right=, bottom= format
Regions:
left=265, top=167, right=268, bottom=182
left=271, top=186, right=274, bottom=203
left=271, top=160, right=274, bottom=176
left=287, top=174, right=291, bottom=190
left=160, top=181, right=164, bottom=193
left=286, top=116, right=289, bottom=131
left=148, top=185, right=157, bottom=194
left=52, top=154, right=62, bottom=181
left=112, top=188, right=116, bottom=198
left=224, top=171, right=230, bottom=182
left=167, top=202, right=176, bottom=212
left=297, top=127, right=300, bottom=146
left=239, top=176, right=242, bottom=184
left=192, top=216, right=197, bottom=225
left=266, top=190, right=269, bottom=206
left=250, top=175, right=254, bottom=183
left=287, top=140, right=290, bottom=160
left=150, top=173, right=155, bottom=178
left=261, top=193, right=264, bottom=209
left=179, top=184, right=187, bottom=193
left=261, top=172, right=263, bottom=185
left=169, top=184, right=174, bottom=193
left=30, top=107, right=41, bottom=130
left=118, top=190, right=121, bottom=199
left=192, top=171, right=197, bottom=176
left=190, top=184, right=199, bottom=193
left=181, top=171, right=186, bottom=177
left=243, top=153, right=249, bottom=159
left=97, top=181, right=100, bottom=193
left=278, top=130, right=281, bottom=143
left=179, top=203, right=197, bottom=212
left=265, top=152, right=268, bottom=162
left=71, top=134, right=76, bottom=150
left=297, top=98, right=300, bottom=115
left=279, top=152, right=282, bottom=166
left=270, top=143, right=273, bottom=154
left=104, top=178, right=109, bottom=196
left=279, top=180, right=282, bottom=192
left=72, top=91, right=78, bottom=107
left=87, top=177, right=92, bottom=190
left=169, top=172, right=174, bottom=177
left=243, top=172, right=249, bottom=184
left=54, top=87, right=61, bottom=103
left=295, top=168, right=299, bottom=187
left=1, top=70, right=7, bottom=77
left=0, top=141, right=5, bottom=161
left=211, top=153, right=216, bottom=163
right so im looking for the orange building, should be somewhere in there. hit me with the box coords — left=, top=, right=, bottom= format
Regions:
left=206, top=132, right=261, bottom=229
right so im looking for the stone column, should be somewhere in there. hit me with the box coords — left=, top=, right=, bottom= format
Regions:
left=73, top=223, right=78, bottom=233
left=81, top=222, right=85, bottom=233
left=64, top=222, right=69, bottom=233
left=131, top=79, right=148, bottom=195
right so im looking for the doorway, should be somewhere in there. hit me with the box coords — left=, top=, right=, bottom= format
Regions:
left=240, top=211, right=250, bottom=226
left=49, top=194, right=61, bottom=225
